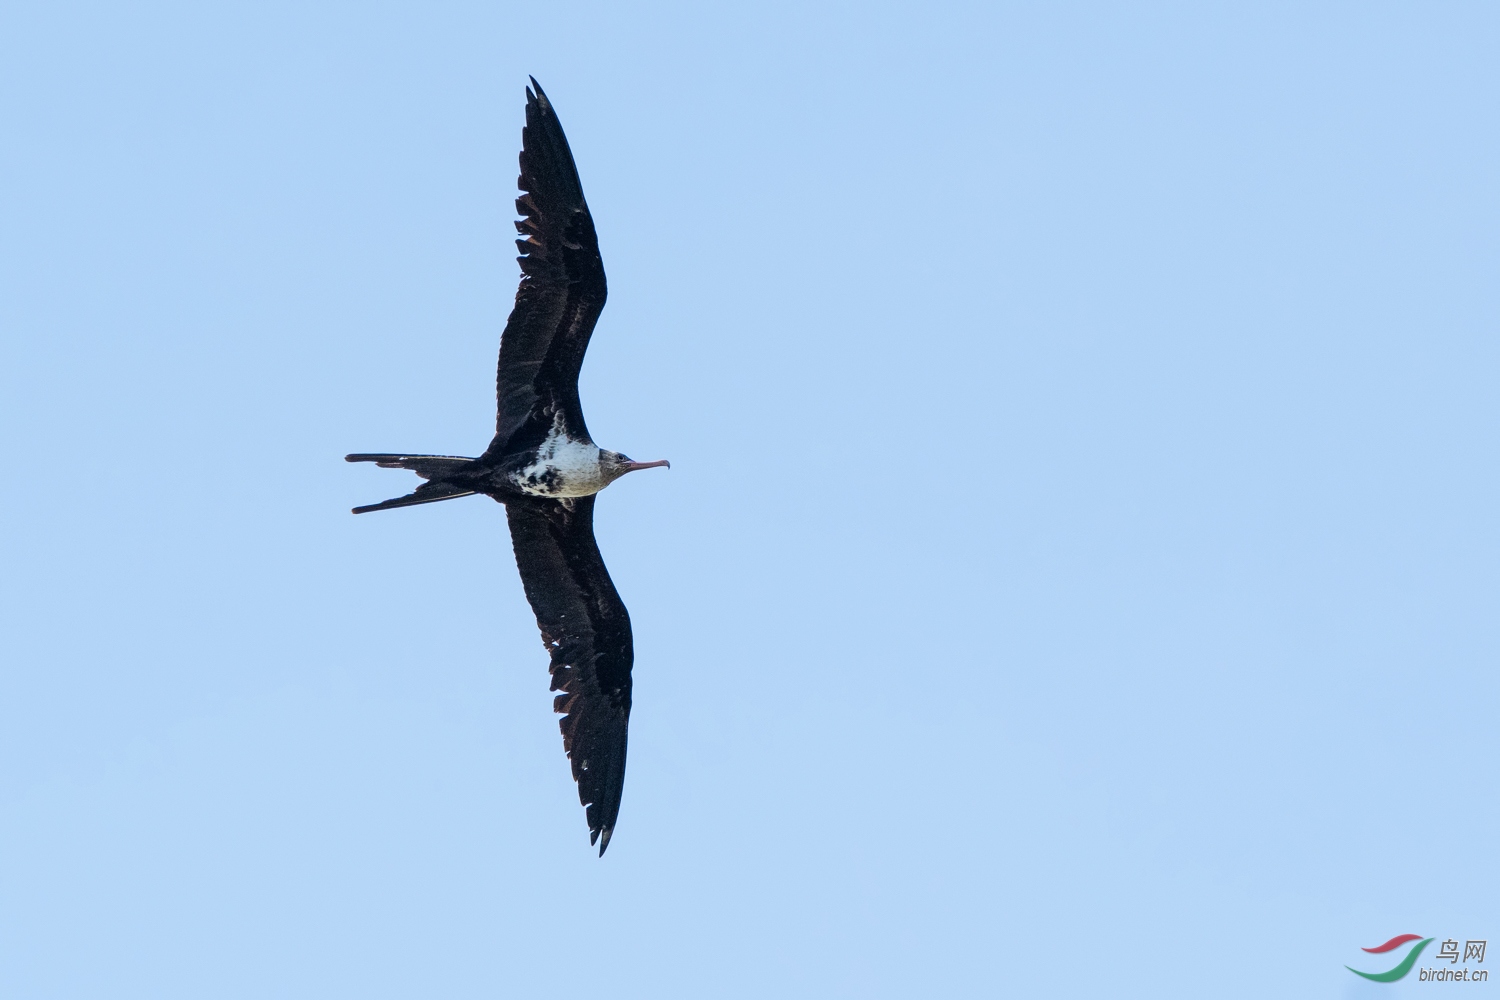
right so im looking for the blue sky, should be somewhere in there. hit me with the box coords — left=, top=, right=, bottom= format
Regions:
left=1, top=2, right=1496, bottom=997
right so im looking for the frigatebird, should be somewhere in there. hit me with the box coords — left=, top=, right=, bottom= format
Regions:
left=346, top=79, right=667, bottom=855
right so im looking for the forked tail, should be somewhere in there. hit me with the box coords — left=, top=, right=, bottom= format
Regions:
left=345, top=453, right=479, bottom=514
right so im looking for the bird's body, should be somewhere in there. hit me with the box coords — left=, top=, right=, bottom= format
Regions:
left=506, top=416, right=615, bottom=498
left=346, top=79, right=666, bottom=855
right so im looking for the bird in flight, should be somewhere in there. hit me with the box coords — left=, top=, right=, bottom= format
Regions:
left=347, top=78, right=667, bottom=855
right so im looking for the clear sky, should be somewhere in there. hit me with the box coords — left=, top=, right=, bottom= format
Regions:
left=1, top=2, right=1496, bottom=997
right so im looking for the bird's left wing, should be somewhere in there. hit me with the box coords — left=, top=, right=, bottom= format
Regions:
left=503, top=494, right=632, bottom=854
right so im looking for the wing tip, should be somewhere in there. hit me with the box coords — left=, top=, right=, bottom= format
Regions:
left=527, top=76, right=549, bottom=111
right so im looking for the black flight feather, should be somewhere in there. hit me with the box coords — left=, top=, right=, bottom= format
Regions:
left=486, top=78, right=607, bottom=460
left=504, top=495, right=631, bottom=855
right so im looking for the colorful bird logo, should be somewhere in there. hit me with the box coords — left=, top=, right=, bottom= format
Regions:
left=1347, top=934, right=1434, bottom=982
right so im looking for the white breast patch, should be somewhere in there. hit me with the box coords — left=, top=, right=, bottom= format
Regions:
left=510, top=417, right=605, bottom=497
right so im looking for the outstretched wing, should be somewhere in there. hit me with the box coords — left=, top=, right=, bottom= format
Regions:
left=503, top=494, right=632, bottom=854
left=488, top=78, right=607, bottom=460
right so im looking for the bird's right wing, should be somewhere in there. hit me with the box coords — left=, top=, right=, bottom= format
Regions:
left=503, top=494, right=632, bottom=854
left=488, top=79, right=607, bottom=459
